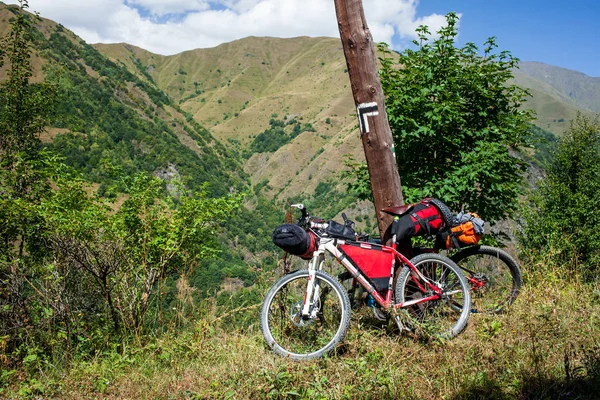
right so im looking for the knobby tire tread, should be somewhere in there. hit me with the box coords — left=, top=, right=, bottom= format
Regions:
left=260, top=269, right=351, bottom=360
left=395, top=253, right=471, bottom=339
left=450, top=245, right=521, bottom=313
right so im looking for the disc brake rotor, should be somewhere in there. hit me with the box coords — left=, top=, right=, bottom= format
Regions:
left=290, top=301, right=319, bottom=327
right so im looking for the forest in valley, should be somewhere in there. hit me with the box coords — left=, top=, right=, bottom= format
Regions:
left=1, top=3, right=599, bottom=399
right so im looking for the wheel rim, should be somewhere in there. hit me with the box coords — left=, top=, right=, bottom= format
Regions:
left=266, top=274, right=345, bottom=357
left=457, top=252, right=516, bottom=313
left=401, top=259, right=468, bottom=337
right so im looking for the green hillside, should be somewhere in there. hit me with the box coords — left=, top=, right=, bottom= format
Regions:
left=0, top=3, right=244, bottom=197
left=511, top=69, right=598, bottom=136
left=95, top=36, right=600, bottom=204
left=96, top=37, right=362, bottom=202
left=4, top=2, right=596, bottom=219
left=519, top=61, right=600, bottom=113
left=4, top=0, right=598, bottom=202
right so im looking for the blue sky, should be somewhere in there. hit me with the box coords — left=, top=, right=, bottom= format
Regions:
left=416, top=0, right=600, bottom=77
left=10, top=0, right=600, bottom=77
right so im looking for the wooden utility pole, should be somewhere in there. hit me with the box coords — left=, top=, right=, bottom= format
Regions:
left=334, top=0, right=404, bottom=242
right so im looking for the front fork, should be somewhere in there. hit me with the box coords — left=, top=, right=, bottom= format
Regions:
left=301, top=251, right=325, bottom=319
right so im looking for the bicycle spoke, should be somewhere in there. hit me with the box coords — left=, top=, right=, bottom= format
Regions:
left=452, top=246, right=521, bottom=314
left=396, top=254, right=471, bottom=339
left=261, top=271, right=350, bottom=359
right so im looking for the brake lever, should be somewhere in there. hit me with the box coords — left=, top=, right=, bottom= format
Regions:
left=290, top=203, right=309, bottom=226
left=341, top=212, right=354, bottom=228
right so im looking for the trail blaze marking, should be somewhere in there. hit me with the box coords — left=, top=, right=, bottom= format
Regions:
left=357, top=102, right=379, bottom=134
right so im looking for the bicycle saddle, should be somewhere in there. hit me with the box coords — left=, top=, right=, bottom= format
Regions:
left=381, top=204, right=415, bottom=217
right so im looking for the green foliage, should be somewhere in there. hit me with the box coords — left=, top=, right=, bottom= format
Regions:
left=40, top=174, right=241, bottom=335
left=35, top=25, right=242, bottom=196
left=340, top=155, right=372, bottom=201
left=223, top=194, right=282, bottom=255
left=215, top=286, right=262, bottom=330
left=246, top=118, right=315, bottom=157
left=0, top=6, right=53, bottom=159
left=378, top=13, right=533, bottom=224
left=528, top=124, right=559, bottom=168
left=0, top=0, right=58, bottom=365
left=133, top=57, right=156, bottom=84
left=0, top=5, right=249, bottom=371
left=519, top=116, right=600, bottom=279
left=292, top=180, right=358, bottom=221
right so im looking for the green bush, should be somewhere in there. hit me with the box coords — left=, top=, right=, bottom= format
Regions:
left=378, top=13, right=533, bottom=224
left=519, top=115, right=600, bottom=279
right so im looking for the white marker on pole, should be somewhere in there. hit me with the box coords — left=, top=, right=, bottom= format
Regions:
left=357, top=102, right=379, bottom=134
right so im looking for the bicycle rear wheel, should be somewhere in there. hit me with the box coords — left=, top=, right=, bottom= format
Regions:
left=450, top=245, right=521, bottom=314
left=395, top=253, right=471, bottom=339
left=260, top=270, right=351, bottom=360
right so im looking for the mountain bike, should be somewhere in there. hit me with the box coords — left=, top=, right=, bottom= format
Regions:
left=260, top=204, right=472, bottom=360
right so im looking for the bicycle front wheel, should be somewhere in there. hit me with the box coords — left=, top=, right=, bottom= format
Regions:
left=395, top=253, right=471, bottom=339
left=450, top=245, right=522, bottom=314
left=260, top=270, right=351, bottom=360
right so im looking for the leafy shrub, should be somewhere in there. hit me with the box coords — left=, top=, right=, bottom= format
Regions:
left=41, top=174, right=241, bottom=335
left=379, top=12, right=533, bottom=224
left=519, top=115, right=600, bottom=279
left=246, top=119, right=315, bottom=157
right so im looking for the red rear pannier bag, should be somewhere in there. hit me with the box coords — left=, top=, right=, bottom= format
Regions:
left=339, top=243, right=394, bottom=292
left=392, top=201, right=445, bottom=242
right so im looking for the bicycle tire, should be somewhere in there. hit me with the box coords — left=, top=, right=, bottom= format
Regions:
left=260, top=269, right=351, bottom=360
left=395, top=253, right=471, bottom=339
left=450, top=245, right=521, bottom=314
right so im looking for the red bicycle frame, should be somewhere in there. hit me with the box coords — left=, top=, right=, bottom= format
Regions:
left=303, top=229, right=444, bottom=316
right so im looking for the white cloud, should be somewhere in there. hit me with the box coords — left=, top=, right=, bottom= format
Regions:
left=5, top=0, right=449, bottom=55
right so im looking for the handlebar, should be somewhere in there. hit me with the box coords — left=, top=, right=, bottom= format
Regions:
left=289, top=203, right=354, bottom=231
left=290, top=203, right=325, bottom=230
left=290, top=203, right=307, bottom=219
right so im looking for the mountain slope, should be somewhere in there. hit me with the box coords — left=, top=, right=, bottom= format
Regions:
left=518, top=61, right=600, bottom=113
left=96, top=36, right=600, bottom=202
left=98, top=37, right=353, bottom=141
left=97, top=36, right=360, bottom=200
left=4, top=2, right=597, bottom=203
left=0, top=3, right=244, bottom=196
left=511, top=70, right=597, bottom=135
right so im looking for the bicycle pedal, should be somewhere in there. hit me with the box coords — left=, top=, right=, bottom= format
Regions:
left=394, top=315, right=412, bottom=333
left=372, top=307, right=387, bottom=322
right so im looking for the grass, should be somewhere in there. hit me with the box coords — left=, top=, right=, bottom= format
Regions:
left=3, top=264, right=599, bottom=399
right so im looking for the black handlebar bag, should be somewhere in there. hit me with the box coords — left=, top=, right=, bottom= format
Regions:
left=324, top=220, right=356, bottom=241
left=272, top=224, right=317, bottom=259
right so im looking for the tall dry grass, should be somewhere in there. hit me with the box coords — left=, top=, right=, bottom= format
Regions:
left=4, top=260, right=600, bottom=399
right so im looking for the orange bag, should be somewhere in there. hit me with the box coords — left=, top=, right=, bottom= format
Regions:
left=445, top=221, right=482, bottom=249
left=441, top=212, right=484, bottom=249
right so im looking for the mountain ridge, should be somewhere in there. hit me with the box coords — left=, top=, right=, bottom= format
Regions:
left=518, top=61, right=600, bottom=113
left=94, top=36, right=600, bottom=142
left=93, top=35, right=600, bottom=201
